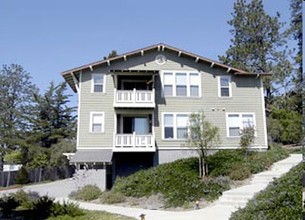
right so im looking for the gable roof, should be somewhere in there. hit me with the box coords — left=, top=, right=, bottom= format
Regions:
left=61, top=43, right=271, bottom=92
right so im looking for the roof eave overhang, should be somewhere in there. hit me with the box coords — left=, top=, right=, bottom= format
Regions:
left=234, top=72, right=273, bottom=77
left=61, top=43, right=265, bottom=92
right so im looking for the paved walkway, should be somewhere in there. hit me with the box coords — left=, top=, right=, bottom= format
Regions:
left=0, top=154, right=302, bottom=220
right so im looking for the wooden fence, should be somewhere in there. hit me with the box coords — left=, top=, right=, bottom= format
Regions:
left=0, top=166, right=75, bottom=187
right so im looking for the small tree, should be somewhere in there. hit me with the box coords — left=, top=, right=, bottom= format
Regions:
left=30, top=153, right=49, bottom=182
left=239, top=125, right=255, bottom=155
left=186, top=111, right=221, bottom=178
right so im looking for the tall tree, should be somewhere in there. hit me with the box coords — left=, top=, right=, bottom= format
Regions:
left=219, top=0, right=290, bottom=105
left=288, top=0, right=303, bottom=114
left=30, top=82, right=76, bottom=148
left=103, top=50, right=118, bottom=60
left=0, top=64, right=38, bottom=149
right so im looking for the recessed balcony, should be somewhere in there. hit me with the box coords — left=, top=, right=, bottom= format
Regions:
left=113, top=89, right=155, bottom=108
left=113, top=133, right=155, bottom=152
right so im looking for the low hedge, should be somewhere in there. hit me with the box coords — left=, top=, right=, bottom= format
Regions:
left=230, top=162, right=303, bottom=220
left=69, top=185, right=102, bottom=201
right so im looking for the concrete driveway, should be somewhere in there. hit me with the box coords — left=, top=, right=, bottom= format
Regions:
left=0, top=178, right=79, bottom=198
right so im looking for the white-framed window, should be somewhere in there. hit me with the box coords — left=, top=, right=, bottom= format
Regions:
left=226, top=113, right=255, bottom=137
left=91, top=73, right=106, bottom=93
left=218, top=76, right=231, bottom=97
left=190, top=73, right=200, bottom=96
left=90, top=112, right=104, bottom=133
left=163, top=72, right=173, bottom=96
left=176, top=73, right=187, bottom=96
left=163, top=113, right=189, bottom=140
left=161, top=71, right=201, bottom=97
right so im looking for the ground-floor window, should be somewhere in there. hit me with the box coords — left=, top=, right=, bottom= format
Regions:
left=226, top=113, right=255, bottom=137
left=90, top=112, right=105, bottom=133
left=163, top=113, right=189, bottom=140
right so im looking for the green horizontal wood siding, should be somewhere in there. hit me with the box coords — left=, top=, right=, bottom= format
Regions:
left=77, top=49, right=267, bottom=150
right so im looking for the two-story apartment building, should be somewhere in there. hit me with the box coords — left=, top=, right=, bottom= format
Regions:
left=62, top=43, right=269, bottom=190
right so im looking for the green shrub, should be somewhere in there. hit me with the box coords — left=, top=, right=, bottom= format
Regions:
left=230, top=163, right=303, bottom=220
left=207, top=150, right=244, bottom=177
left=113, top=157, right=229, bottom=207
left=0, top=195, right=19, bottom=217
left=11, top=190, right=34, bottom=209
left=229, top=165, right=251, bottom=180
left=239, top=126, right=255, bottom=153
left=0, top=190, right=42, bottom=217
left=32, top=195, right=54, bottom=219
left=16, top=166, right=30, bottom=184
left=268, top=108, right=302, bottom=144
left=0, top=191, right=84, bottom=220
left=69, top=185, right=102, bottom=201
left=51, top=201, right=84, bottom=218
left=203, top=176, right=231, bottom=201
left=247, top=147, right=289, bottom=174
left=208, top=148, right=289, bottom=180
left=100, top=191, right=126, bottom=204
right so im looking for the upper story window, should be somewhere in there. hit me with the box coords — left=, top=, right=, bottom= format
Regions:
left=90, top=112, right=104, bottom=133
left=226, top=113, right=255, bottom=137
left=163, top=113, right=189, bottom=140
left=190, top=73, right=200, bottom=96
left=92, top=73, right=106, bottom=93
left=176, top=73, right=187, bottom=96
left=218, top=76, right=231, bottom=97
left=162, top=71, right=200, bottom=97
left=163, top=73, right=174, bottom=96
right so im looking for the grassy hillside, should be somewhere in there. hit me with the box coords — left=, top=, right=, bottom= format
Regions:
left=111, top=148, right=288, bottom=207
left=112, top=157, right=230, bottom=207
left=207, top=147, right=289, bottom=180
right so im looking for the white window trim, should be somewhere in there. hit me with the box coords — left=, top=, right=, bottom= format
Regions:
left=218, top=75, right=232, bottom=98
left=91, top=73, right=106, bottom=93
left=90, top=112, right=105, bottom=133
left=160, top=70, right=201, bottom=98
left=226, top=112, right=256, bottom=138
left=162, top=112, right=190, bottom=140
left=260, top=77, right=268, bottom=147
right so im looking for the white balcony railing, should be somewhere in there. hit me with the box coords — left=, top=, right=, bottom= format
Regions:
left=114, top=133, right=155, bottom=152
left=114, top=89, right=155, bottom=108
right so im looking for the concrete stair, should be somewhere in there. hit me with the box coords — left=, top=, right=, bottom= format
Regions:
left=250, top=171, right=282, bottom=184
left=217, top=154, right=302, bottom=208
left=218, top=183, right=266, bottom=208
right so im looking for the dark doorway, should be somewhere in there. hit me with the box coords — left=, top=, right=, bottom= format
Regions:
left=113, top=152, right=154, bottom=178
left=122, top=116, right=150, bottom=134
left=123, top=81, right=148, bottom=90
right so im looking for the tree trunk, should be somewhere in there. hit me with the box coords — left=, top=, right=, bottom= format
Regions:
left=198, top=157, right=202, bottom=178
left=39, top=167, right=42, bottom=182
left=201, top=156, right=206, bottom=177
left=205, top=162, right=208, bottom=176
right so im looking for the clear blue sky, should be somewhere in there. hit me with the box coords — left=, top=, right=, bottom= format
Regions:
left=0, top=0, right=295, bottom=105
